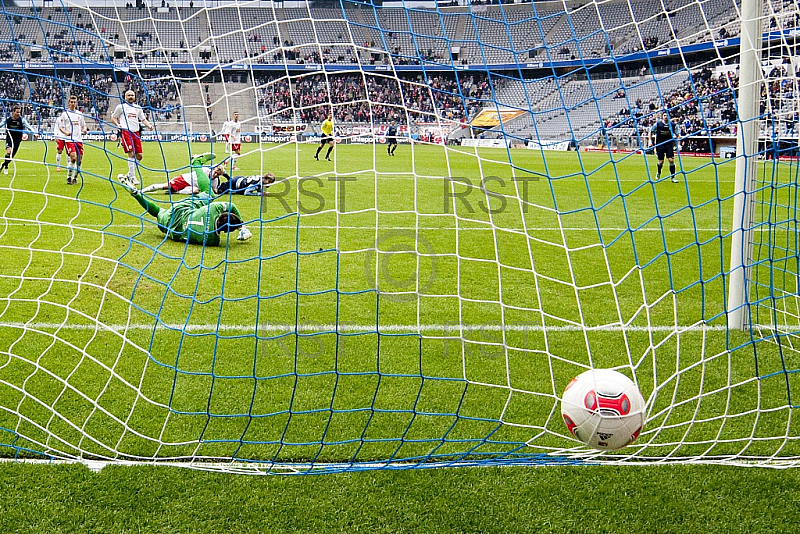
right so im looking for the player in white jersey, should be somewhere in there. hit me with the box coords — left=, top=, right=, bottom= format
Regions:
left=111, top=90, right=153, bottom=185
left=53, top=105, right=70, bottom=173
left=220, top=111, right=242, bottom=173
left=56, top=95, right=88, bottom=185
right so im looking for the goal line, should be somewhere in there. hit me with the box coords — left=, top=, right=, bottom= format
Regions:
left=0, top=321, right=731, bottom=333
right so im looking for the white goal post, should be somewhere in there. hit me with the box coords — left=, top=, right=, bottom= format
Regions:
left=727, top=0, right=764, bottom=330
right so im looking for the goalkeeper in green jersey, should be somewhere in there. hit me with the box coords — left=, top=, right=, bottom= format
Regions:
left=118, top=174, right=253, bottom=245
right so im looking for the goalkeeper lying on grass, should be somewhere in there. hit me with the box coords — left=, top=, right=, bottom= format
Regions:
left=118, top=173, right=253, bottom=246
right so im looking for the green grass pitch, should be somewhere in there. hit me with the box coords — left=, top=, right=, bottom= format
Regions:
left=0, top=137, right=798, bottom=471
left=2, top=138, right=800, bottom=531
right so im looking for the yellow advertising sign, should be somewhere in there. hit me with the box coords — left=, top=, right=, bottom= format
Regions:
left=470, top=108, right=525, bottom=128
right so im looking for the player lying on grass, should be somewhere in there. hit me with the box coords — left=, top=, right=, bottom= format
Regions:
left=210, top=169, right=275, bottom=196
left=136, top=153, right=215, bottom=195
left=117, top=174, right=253, bottom=245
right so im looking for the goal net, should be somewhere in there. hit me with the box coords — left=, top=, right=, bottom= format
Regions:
left=0, top=0, right=799, bottom=473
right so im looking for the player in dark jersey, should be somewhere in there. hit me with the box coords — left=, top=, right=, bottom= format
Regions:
left=649, top=111, right=678, bottom=183
left=211, top=168, right=275, bottom=196
left=386, top=120, right=398, bottom=156
left=0, top=105, right=35, bottom=175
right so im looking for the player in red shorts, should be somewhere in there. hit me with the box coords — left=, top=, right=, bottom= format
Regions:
left=53, top=107, right=69, bottom=173
left=139, top=153, right=217, bottom=195
left=220, top=111, right=242, bottom=173
left=55, top=95, right=88, bottom=185
left=111, top=90, right=153, bottom=186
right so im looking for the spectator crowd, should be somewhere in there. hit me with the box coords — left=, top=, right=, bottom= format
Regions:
left=255, top=72, right=490, bottom=123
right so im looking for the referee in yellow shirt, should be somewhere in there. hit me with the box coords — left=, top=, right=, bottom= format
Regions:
left=315, top=112, right=334, bottom=161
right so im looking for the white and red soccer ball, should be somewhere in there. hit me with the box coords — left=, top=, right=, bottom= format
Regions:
left=561, top=369, right=646, bottom=451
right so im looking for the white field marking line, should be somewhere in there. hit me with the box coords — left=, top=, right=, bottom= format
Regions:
left=0, top=221, right=739, bottom=233
left=2, top=456, right=797, bottom=470
left=0, top=321, right=733, bottom=333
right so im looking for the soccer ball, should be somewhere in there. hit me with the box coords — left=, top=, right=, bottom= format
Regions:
left=561, top=369, right=646, bottom=451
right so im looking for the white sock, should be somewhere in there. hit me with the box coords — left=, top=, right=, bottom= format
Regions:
left=128, top=158, right=136, bottom=179
left=70, top=165, right=80, bottom=181
left=66, top=160, right=73, bottom=173
left=142, top=184, right=160, bottom=193
left=55, top=153, right=61, bottom=168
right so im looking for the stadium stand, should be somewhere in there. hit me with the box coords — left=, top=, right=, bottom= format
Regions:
left=0, top=1, right=754, bottom=65
left=1, top=0, right=793, bottom=143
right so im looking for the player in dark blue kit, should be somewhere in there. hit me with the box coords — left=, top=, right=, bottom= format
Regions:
left=0, top=106, right=35, bottom=175
left=649, top=111, right=678, bottom=183
left=211, top=167, right=275, bottom=196
left=386, top=120, right=398, bottom=156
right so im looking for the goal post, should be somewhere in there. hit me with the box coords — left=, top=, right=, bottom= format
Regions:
left=728, top=0, right=800, bottom=334
left=727, top=0, right=764, bottom=330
